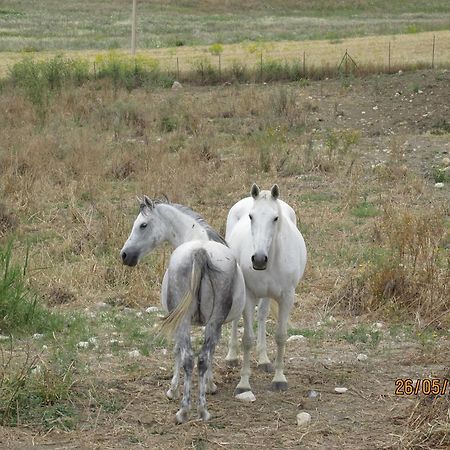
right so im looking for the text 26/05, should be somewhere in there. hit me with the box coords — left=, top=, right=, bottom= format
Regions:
left=395, top=378, right=449, bottom=396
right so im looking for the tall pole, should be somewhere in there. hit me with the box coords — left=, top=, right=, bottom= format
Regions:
left=131, top=0, right=137, bottom=56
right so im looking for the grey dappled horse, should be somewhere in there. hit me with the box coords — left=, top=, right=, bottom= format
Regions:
left=120, top=196, right=245, bottom=423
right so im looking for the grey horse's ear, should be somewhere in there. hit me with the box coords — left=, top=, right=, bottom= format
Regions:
left=143, top=195, right=154, bottom=209
left=251, top=183, right=260, bottom=199
left=271, top=184, right=280, bottom=199
left=137, top=196, right=146, bottom=211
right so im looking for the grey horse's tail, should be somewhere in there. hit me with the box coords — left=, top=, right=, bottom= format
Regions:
left=159, top=248, right=217, bottom=338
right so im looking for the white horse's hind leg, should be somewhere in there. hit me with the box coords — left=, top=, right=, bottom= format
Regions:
left=256, top=298, right=273, bottom=372
left=206, top=364, right=217, bottom=394
left=235, top=290, right=256, bottom=395
left=225, top=319, right=240, bottom=367
left=166, top=344, right=181, bottom=400
left=271, top=291, right=294, bottom=391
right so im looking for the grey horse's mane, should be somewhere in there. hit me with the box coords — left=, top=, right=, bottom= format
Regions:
left=153, top=199, right=228, bottom=246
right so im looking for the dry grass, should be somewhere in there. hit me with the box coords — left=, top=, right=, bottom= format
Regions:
left=1, top=30, right=449, bottom=79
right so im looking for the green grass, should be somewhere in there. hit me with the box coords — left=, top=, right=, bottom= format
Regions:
left=0, top=241, right=64, bottom=336
left=351, top=201, right=380, bottom=218
left=340, top=325, right=382, bottom=348
left=0, top=0, right=449, bottom=52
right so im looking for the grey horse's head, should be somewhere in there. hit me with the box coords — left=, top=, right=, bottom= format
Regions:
left=120, top=196, right=165, bottom=266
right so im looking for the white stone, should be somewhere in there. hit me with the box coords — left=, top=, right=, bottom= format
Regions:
left=357, top=353, right=368, bottom=361
left=42, top=345, right=48, bottom=350
left=434, top=182, right=444, bottom=188
left=287, top=335, right=306, bottom=342
left=31, top=365, right=42, bottom=376
left=296, top=412, right=311, bottom=428
left=442, top=157, right=450, bottom=166
left=145, top=306, right=159, bottom=313
left=77, top=341, right=89, bottom=349
left=0, top=335, right=10, bottom=341
left=334, top=387, right=348, bottom=394
left=374, top=322, right=384, bottom=329
left=128, top=349, right=141, bottom=358
left=172, top=81, right=182, bottom=89
left=235, top=391, right=256, bottom=402
left=32, top=333, right=43, bottom=340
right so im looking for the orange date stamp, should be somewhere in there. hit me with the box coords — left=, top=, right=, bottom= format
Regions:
left=395, top=378, right=449, bottom=396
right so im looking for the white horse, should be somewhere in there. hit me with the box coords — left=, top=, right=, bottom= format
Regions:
left=225, top=184, right=307, bottom=394
left=120, top=196, right=245, bottom=423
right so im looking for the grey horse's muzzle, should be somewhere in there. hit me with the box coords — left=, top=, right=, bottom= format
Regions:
left=251, top=253, right=268, bottom=270
left=121, top=249, right=139, bottom=267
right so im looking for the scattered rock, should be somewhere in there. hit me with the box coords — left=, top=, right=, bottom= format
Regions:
left=30, top=365, right=42, bottom=376
left=287, top=335, right=305, bottom=342
left=32, top=333, right=43, bottom=340
left=128, top=349, right=141, bottom=358
left=296, top=412, right=311, bottom=428
left=357, top=353, right=368, bottom=361
left=145, top=306, right=159, bottom=313
left=95, top=302, right=109, bottom=310
left=0, top=335, right=10, bottom=341
left=77, top=341, right=89, bottom=349
left=334, top=387, right=348, bottom=394
left=235, top=391, right=256, bottom=402
left=307, top=390, right=320, bottom=399
left=42, top=345, right=48, bottom=350
left=434, top=182, right=444, bottom=188
left=172, top=81, right=182, bottom=90
left=373, top=322, right=384, bottom=329
left=442, top=157, right=450, bottom=166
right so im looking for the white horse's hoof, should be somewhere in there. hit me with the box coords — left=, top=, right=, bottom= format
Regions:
left=175, top=409, right=189, bottom=424
left=234, top=386, right=251, bottom=395
left=271, top=381, right=288, bottom=391
left=257, top=362, right=274, bottom=373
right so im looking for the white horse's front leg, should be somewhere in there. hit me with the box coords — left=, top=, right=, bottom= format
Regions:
left=235, top=290, right=256, bottom=395
left=271, top=291, right=294, bottom=391
left=225, top=319, right=240, bottom=367
left=256, top=298, right=273, bottom=372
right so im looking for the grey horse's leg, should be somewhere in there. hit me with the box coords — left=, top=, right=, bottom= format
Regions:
left=235, top=289, right=256, bottom=395
left=175, top=326, right=194, bottom=424
left=166, top=343, right=181, bottom=400
left=225, top=319, right=240, bottom=367
left=206, top=363, right=217, bottom=394
left=271, top=291, right=294, bottom=391
left=256, top=298, right=273, bottom=372
left=198, top=323, right=221, bottom=421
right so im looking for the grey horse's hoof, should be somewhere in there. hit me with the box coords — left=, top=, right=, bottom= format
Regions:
left=206, top=383, right=218, bottom=394
left=257, top=363, right=274, bottom=373
left=234, top=387, right=251, bottom=395
left=175, top=409, right=189, bottom=424
left=198, top=409, right=211, bottom=421
left=270, top=381, right=288, bottom=391
left=226, top=359, right=240, bottom=368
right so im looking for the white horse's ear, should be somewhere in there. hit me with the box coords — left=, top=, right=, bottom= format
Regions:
left=271, top=184, right=280, bottom=199
left=144, top=195, right=154, bottom=209
left=251, top=183, right=260, bottom=199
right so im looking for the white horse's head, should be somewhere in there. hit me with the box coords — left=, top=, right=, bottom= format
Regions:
left=249, top=183, right=280, bottom=270
left=120, top=196, right=166, bottom=266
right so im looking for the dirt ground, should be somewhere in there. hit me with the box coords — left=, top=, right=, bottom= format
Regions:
left=1, top=69, right=449, bottom=449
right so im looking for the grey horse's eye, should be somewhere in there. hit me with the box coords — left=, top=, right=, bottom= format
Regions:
left=249, top=214, right=253, bottom=221
left=140, top=223, right=148, bottom=229
left=274, top=217, right=278, bottom=222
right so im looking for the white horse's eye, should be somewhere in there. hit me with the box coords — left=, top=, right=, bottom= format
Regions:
left=274, top=217, right=279, bottom=222
left=140, top=223, right=148, bottom=229
left=249, top=214, right=253, bottom=221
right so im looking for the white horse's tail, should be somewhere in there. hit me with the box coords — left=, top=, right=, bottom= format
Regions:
left=159, top=248, right=214, bottom=338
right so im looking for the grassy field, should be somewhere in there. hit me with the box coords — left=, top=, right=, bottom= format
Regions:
left=1, top=66, right=449, bottom=447
left=0, top=0, right=449, bottom=52
left=0, top=2, right=449, bottom=447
